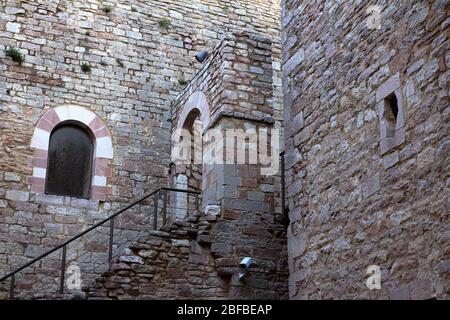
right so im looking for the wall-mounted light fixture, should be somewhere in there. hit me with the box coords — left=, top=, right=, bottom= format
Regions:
left=239, top=257, right=254, bottom=281
left=195, top=50, right=209, bottom=63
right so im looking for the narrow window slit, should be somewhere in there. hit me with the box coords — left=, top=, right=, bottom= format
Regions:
left=384, top=93, right=398, bottom=138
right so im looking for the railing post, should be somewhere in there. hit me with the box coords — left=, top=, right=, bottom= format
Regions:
left=9, top=274, right=14, bottom=300
left=153, top=192, right=158, bottom=230
left=281, top=152, right=286, bottom=218
left=109, top=218, right=114, bottom=262
left=162, top=190, right=167, bottom=226
left=195, top=194, right=199, bottom=212
left=59, top=245, right=66, bottom=294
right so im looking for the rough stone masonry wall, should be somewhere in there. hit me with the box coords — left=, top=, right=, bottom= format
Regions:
left=282, top=0, right=449, bottom=299
left=88, top=192, right=287, bottom=300
left=88, top=212, right=231, bottom=300
left=172, top=31, right=277, bottom=128
left=171, top=32, right=282, bottom=208
left=168, top=32, right=288, bottom=299
left=0, top=0, right=281, bottom=295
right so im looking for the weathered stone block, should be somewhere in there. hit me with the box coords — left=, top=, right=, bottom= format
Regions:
left=205, top=205, right=221, bottom=216
left=6, top=190, right=29, bottom=202
left=4, top=172, right=21, bottom=182
left=6, top=22, right=21, bottom=33
left=211, top=242, right=232, bottom=256
left=138, top=250, right=158, bottom=259
left=283, top=49, right=304, bottom=76
left=171, top=239, right=190, bottom=247
left=383, top=151, right=399, bottom=169
left=361, top=174, right=381, bottom=198
left=35, top=194, right=63, bottom=205
left=389, top=285, right=410, bottom=300
left=119, top=255, right=144, bottom=265
left=24, top=245, right=47, bottom=258
left=189, top=254, right=209, bottom=265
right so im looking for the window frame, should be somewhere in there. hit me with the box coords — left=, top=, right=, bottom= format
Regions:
left=376, top=73, right=406, bottom=155
left=29, top=105, right=113, bottom=201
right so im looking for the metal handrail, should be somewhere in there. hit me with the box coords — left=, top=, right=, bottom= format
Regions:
left=280, top=151, right=286, bottom=218
left=0, top=187, right=200, bottom=296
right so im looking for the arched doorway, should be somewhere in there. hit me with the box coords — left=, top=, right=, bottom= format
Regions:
left=171, top=91, right=210, bottom=218
left=182, top=108, right=203, bottom=191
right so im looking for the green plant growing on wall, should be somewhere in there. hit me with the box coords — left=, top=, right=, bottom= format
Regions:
left=5, top=47, right=24, bottom=64
left=81, top=62, right=91, bottom=73
left=159, top=18, right=171, bottom=29
left=102, top=5, right=113, bottom=14
left=85, top=31, right=91, bottom=36
left=131, top=6, right=137, bottom=12
left=116, top=58, right=124, bottom=68
left=178, top=78, right=188, bottom=86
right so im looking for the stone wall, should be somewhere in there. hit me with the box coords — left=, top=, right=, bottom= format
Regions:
left=89, top=205, right=287, bottom=300
left=168, top=31, right=289, bottom=299
left=0, top=0, right=282, bottom=296
left=88, top=212, right=231, bottom=299
left=172, top=31, right=278, bottom=130
left=171, top=31, right=282, bottom=206
left=282, top=0, right=449, bottom=299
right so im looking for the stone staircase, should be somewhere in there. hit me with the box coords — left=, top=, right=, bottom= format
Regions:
left=1, top=185, right=289, bottom=300
left=86, top=211, right=230, bottom=299
left=0, top=188, right=204, bottom=300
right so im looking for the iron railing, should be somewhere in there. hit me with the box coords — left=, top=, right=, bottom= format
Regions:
left=0, top=187, right=200, bottom=300
left=278, top=151, right=290, bottom=226
left=280, top=151, right=286, bottom=218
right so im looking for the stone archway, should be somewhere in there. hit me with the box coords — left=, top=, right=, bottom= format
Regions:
left=181, top=108, right=203, bottom=191
left=176, top=91, right=210, bottom=132
left=173, top=90, right=211, bottom=187
left=171, top=91, right=210, bottom=218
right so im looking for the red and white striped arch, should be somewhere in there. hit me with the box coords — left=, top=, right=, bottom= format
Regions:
left=28, top=105, right=113, bottom=201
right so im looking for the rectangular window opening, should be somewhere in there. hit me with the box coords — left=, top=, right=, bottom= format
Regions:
left=384, top=93, right=399, bottom=138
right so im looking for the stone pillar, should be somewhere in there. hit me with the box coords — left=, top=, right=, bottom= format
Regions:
left=202, top=116, right=287, bottom=299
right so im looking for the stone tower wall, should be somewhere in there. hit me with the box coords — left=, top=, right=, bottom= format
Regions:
left=170, top=31, right=288, bottom=299
left=282, top=0, right=449, bottom=299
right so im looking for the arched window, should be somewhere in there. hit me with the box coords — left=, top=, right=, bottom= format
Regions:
left=30, top=105, right=113, bottom=201
left=45, top=124, right=94, bottom=198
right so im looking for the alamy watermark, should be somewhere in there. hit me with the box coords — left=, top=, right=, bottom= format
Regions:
left=366, top=265, right=381, bottom=290
left=366, top=5, right=382, bottom=30
left=171, top=125, right=281, bottom=176
left=66, top=263, right=82, bottom=290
